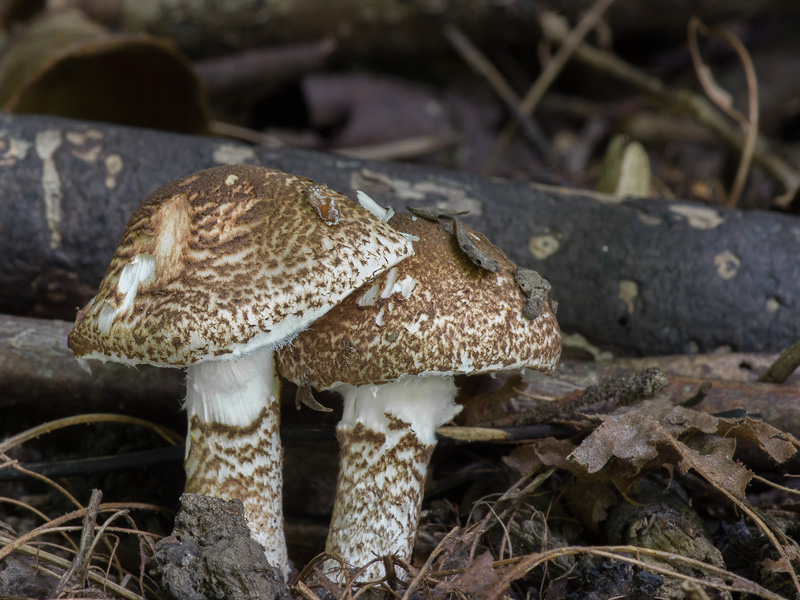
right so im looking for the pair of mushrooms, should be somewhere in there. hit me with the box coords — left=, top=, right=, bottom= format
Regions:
left=68, top=164, right=561, bottom=581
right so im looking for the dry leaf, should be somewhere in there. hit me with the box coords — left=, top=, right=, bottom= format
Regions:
left=566, top=399, right=797, bottom=498
left=459, top=551, right=502, bottom=598
left=717, top=418, right=798, bottom=463
left=563, top=481, right=617, bottom=532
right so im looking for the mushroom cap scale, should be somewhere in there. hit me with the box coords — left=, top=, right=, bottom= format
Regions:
left=68, top=164, right=414, bottom=367
left=276, top=213, right=561, bottom=389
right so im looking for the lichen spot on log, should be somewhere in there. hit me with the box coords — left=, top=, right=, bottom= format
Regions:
left=105, top=154, right=123, bottom=189
left=619, top=280, right=638, bottom=314
left=669, top=204, right=724, bottom=229
left=528, top=234, right=560, bottom=260
left=766, top=297, right=780, bottom=313
left=714, top=250, right=741, bottom=280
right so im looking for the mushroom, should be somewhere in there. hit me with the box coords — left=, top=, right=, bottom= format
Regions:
left=67, top=164, right=414, bottom=577
left=276, top=213, right=561, bottom=580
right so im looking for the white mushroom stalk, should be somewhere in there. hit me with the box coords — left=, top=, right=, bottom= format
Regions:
left=183, top=346, right=286, bottom=573
left=276, top=212, right=562, bottom=583
left=324, top=376, right=462, bottom=581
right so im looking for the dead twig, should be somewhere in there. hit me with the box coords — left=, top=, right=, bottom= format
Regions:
left=55, top=489, right=104, bottom=595
left=0, top=531, right=144, bottom=600
left=540, top=15, right=800, bottom=206
left=687, top=18, right=759, bottom=207
left=401, top=526, right=461, bottom=600
left=756, top=339, right=800, bottom=384
left=483, top=0, right=620, bottom=174
left=443, top=24, right=551, bottom=161
left=334, top=133, right=461, bottom=161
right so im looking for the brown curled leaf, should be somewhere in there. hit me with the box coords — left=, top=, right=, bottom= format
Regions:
left=453, top=218, right=500, bottom=272
left=515, top=268, right=552, bottom=320
left=406, top=205, right=469, bottom=222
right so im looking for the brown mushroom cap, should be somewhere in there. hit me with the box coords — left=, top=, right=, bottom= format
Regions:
left=276, top=213, right=561, bottom=389
left=68, top=164, right=413, bottom=366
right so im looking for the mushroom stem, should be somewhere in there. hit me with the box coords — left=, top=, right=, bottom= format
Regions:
left=183, top=346, right=288, bottom=577
left=325, top=376, right=462, bottom=581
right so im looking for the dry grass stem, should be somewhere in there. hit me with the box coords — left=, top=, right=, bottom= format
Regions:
left=540, top=14, right=800, bottom=204
left=476, top=545, right=788, bottom=600
left=0, top=531, right=145, bottom=600
left=0, top=413, right=183, bottom=454
left=687, top=17, right=759, bottom=207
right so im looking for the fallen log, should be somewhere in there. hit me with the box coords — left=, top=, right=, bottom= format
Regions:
left=67, top=0, right=800, bottom=59
left=1, top=113, right=799, bottom=355
left=0, top=314, right=184, bottom=423
left=3, top=314, right=799, bottom=442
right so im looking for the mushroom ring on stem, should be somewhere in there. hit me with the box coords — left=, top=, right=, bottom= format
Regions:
left=276, top=212, right=561, bottom=581
left=67, top=164, right=414, bottom=578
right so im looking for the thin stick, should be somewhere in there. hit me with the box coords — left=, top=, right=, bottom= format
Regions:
left=482, top=0, right=619, bottom=174
left=687, top=18, right=759, bottom=207
left=56, top=489, right=103, bottom=595
left=0, top=413, right=183, bottom=453
left=0, top=532, right=143, bottom=600
left=0, top=502, right=168, bottom=562
left=401, top=527, right=460, bottom=600
left=540, top=16, right=800, bottom=204
left=295, top=580, right=324, bottom=600
left=756, top=339, right=800, bottom=383
left=444, top=24, right=552, bottom=161
left=478, top=544, right=787, bottom=600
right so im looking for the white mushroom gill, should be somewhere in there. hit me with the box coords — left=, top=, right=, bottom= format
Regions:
left=325, top=376, right=462, bottom=580
left=183, top=346, right=288, bottom=576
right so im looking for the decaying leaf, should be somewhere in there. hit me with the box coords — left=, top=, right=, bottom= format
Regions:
left=453, top=218, right=500, bottom=272
left=566, top=398, right=798, bottom=497
left=502, top=438, right=574, bottom=476
left=716, top=417, right=798, bottom=464
left=406, top=205, right=469, bottom=221
left=514, top=268, right=552, bottom=320
left=563, top=481, right=617, bottom=533
left=458, top=552, right=503, bottom=598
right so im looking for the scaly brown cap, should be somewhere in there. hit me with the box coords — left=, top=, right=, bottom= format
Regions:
left=68, top=164, right=413, bottom=366
left=276, top=212, right=561, bottom=389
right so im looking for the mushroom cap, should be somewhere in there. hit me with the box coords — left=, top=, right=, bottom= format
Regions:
left=276, top=213, right=561, bottom=389
left=68, top=164, right=414, bottom=367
